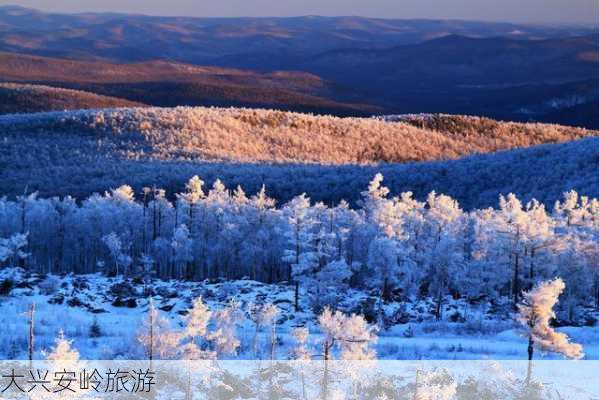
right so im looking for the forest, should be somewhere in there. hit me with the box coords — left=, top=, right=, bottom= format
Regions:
left=1, top=174, right=597, bottom=326
left=2, top=107, right=598, bottom=209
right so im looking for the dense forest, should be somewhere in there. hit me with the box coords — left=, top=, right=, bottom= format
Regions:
left=1, top=107, right=597, bottom=208
left=1, top=174, right=597, bottom=324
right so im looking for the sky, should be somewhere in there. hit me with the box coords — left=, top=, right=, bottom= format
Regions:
left=1, top=0, right=599, bottom=24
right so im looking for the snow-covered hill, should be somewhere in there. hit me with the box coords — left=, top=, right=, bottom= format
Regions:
left=0, top=106, right=597, bottom=208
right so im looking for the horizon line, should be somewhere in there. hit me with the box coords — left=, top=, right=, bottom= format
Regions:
left=1, top=4, right=598, bottom=28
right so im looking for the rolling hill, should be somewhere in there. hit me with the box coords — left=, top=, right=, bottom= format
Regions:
left=0, top=83, right=144, bottom=114
left=0, top=107, right=596, bottom=208
left=0, top=52, right=371, bottom=115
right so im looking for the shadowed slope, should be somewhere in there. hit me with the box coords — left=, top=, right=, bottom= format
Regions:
left=0, top=83, right=144, bottom=114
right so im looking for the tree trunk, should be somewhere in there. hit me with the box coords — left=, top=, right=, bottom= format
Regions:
left=412, top=369, right=420, bottom=400
left=529, top=248, right=535, bottom=282
left=526, top=335, right=534, bottom=385
left=322, top=343, right=330, bottom=400
left=149, top=304, right=154, bottom=362
left=515, top=252, right=520, bottom=297
left=270, top=323, right=276, bottom=361
left=435, top=288, right=443, bottom=321
left=295, top=281, right=300, bottom=312
left=28, top=303, right=35, bottom=361
left=382, top=277, right=390, bottom=302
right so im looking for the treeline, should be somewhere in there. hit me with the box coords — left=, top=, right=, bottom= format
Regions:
left=1, top=174, right=597, bottom=320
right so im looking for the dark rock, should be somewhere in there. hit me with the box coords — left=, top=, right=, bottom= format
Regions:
left=449, top=311, right=465, bottom=323
left=110, top=281, right=137, bottom=298
left=0, top=279, right=14, bottom=295
left=67, top=297, right=86, bottom=308
left=155, top=286, right=177, bottom=299
left=126, top=298, right=137, bottom=308
left=72, top=278, right=89, bottom=291
left=132, top=277, right=144, bottom=285
left=15, top=281, right=32, bottom=289
left=159, top=304, right=175, bottom=312
left=112, top=297, right=127, bottom=307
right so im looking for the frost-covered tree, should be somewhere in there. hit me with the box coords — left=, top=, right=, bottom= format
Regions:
left=171, top=224, right=193, bottom=279
left=313, top=258, right=352, bottom=310
left=318, top=308, right=377, bottom=361
left=367, top=236, right=400, bottom=303
left=518, top=278, right=584, bottom=362
left=282, top=194, right=317, bottom=311
left=249, top=302, right=280, bottom=359
left=102, top=232, right=132, bottom=277
left=182, top=297, right=212, bottom=343
left=208, top=299, right=243, bottom=357
left=46, top=329, right=80, bottom=361
left=290, top=327, right=311, bottom=361
left=137, top=299, right=180, bottom=360
left=0, top=233, right=28, bottom=266
left=180, top=297, right=215, bottom=361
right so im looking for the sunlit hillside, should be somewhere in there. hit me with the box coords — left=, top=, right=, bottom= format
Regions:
left=0, top=106, right=597, bottom=207
left=1, top=106, right=595, bottom=164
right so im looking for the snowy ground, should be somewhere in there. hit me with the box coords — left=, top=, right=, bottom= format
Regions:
left=0, top=268, right=597, bottom=361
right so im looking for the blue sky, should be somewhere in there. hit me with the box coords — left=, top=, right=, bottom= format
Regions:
left=1, top=0, right=598, bottom=24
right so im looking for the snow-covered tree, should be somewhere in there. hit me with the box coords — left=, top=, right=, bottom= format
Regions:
left=518, top=278, right=584, bottom=361
left=137, top=299, right=180, bottom=360
left=0, top=233, right=29, bottom=265
left=318, top=307, right=377, bottom=361
left=182, top=297, right=212, bottom=342
left=171, top=224, right=193, bottom=278
left=208, top=299, right=243, bottom=357
left=102, top=232, right=132, bottom=277
left=282, top=194, right=317, bottom=311
left=45, top=329, right=80, bottom=363
left=180, top=297, right=215, bottom=361
left=290, top=327, right=311, bottom=361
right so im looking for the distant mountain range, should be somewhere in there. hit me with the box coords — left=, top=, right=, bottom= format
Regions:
left=2, top=5, right=594, bottom=66
left=1, top=6, right=599, bottom=127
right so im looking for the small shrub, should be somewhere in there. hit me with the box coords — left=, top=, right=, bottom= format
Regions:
left=89, top=318, right=102, bottom=338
